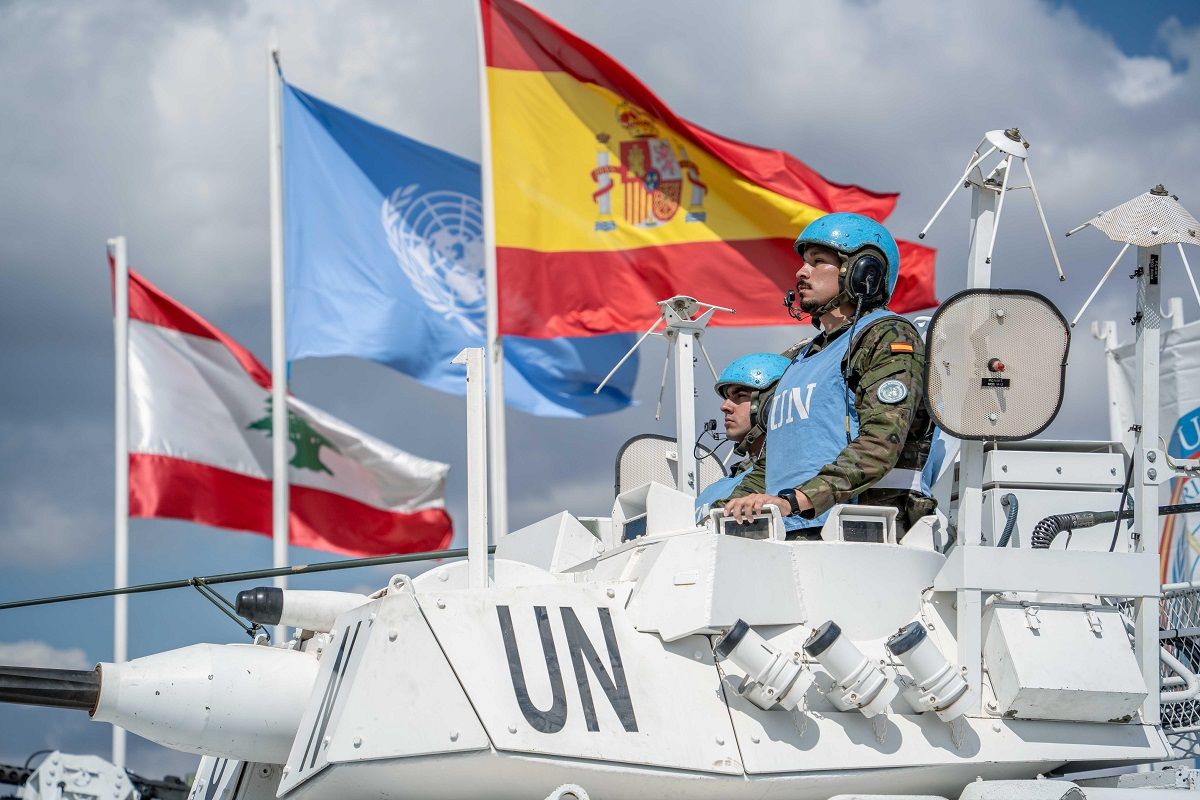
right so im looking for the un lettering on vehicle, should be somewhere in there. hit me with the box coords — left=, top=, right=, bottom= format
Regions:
left=496, top=605, right=638, bottom=734
left=422, top=588, right=741, bottom=773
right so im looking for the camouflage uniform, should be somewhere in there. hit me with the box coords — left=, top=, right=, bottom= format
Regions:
left=728, top=313, right=936, bottom=532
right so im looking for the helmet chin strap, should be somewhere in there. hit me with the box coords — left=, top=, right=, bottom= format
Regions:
left=734, top=387, right=774, bottom=456
left=809, top=289, right=854, bottom=328
left=805, top=254, right=858, bottom=327
left=807, top=249, right=889, bottom=327
left=735, top=424, right=767, bottom=457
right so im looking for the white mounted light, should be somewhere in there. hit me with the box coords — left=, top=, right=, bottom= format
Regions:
left=713, top=619, right=812, bottom=711
left=925, top=289, right=1070, bottom=441
left=803, top=621, right=897, bottom=718
left=887, top=622, right=973, bottom=722
left=236, top=587, right=370, bottom=633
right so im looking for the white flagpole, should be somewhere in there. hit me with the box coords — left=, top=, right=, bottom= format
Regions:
left=267, top=41, right=290, bottom=639
left=452, top=348, right=490, bottom=588
left=108, top=235, right=128, bottom=768
left=474, top=2, right=507, bottom=543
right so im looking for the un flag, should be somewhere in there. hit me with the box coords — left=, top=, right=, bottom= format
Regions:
left=282, top=82, right=637, bottom=417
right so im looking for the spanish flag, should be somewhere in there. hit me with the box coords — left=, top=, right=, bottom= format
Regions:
left=481, top=0, right=937, bottom=339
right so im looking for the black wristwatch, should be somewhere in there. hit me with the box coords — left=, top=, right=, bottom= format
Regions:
left=777, top=488, right=802, bottom=517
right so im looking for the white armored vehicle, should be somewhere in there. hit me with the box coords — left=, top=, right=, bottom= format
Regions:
left=3, top=133, right=1200, bottom=800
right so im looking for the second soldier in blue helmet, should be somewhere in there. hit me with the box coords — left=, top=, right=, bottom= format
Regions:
left=694, top=353, right=791, bottom=520
left=723, top=212, right=937, bottom=537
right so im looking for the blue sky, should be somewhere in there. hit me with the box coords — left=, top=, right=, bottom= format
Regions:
left=1, top=0, right=1199, bottom=779
left=1056, top=0, right=1198, bottom=60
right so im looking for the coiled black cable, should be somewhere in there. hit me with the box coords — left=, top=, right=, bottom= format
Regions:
left=841, top=295, right=867, bottom=446
left=1030, top=502, right=1200, bottom=549
left=1030, top=513, right=1110, bottom=549
left=997, top=493, right=1018, bottom=547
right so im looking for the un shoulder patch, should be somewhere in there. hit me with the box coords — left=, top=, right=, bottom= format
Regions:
left=877, top=379, right=908, bottom=404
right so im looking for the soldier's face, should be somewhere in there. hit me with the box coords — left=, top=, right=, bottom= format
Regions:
left=720, top=386, right=753, bottom=442
left=796, top=244, right=843, bottom=313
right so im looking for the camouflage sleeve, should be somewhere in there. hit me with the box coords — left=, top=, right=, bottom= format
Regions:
left=780, top=337, right=811, bottom=360
left=713, top=451, right=766, bottom=505
left=795, top=318, right=925, bottom=518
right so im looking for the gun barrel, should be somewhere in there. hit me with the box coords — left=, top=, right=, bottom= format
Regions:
left=0, top=666, right=100, bottom=711
left=0, top=644, right=317, bottom=763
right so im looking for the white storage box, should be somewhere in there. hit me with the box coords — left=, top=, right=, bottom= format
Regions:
left=983, top=600, right=1147, bottom=723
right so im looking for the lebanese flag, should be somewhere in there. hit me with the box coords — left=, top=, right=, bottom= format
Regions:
left=123, top=268, right=452, bottom=556
left=482, top=0, right=937, bottom=337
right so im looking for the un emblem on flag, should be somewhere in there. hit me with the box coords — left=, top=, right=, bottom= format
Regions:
left=381, top=184, right=486, bottom=337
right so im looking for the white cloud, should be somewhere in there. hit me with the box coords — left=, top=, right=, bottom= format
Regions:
left=1162, top=17, right=1200, bottom=65
left=1108, top=56, right=1184, bottom=107
left=0, top=640, right=92, bottom=670
left=0, top=490, right=105, bottom=568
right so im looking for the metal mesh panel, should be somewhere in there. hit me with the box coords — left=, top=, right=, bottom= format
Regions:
left=1080, top=191, right=1200, bottom=247
left=1119, top=586, right=1200, bottom=754
left=1160, top=586, right=1200, bottom=738
left=1172, top=731, right=1200, bottom=760
left=614, top=434, right=727, bottom=497
left=925, top=290, right=1069, bottom=440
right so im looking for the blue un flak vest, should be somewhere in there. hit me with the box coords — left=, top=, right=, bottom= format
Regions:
left=694, top=470, right=746, bottom=522
left=766, top=308, right=895, bottom=533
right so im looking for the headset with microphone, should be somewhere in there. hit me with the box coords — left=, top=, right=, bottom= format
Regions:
left=844, top=248, right=887, bottom=304
left=784, top=246, right=889, bottom=321
left=782, top=245, right=891, bottom=444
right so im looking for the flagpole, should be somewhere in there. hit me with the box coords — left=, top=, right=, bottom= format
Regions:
left=474, top=1, right=507, bottom=543
left=267, top=40, right=290, bottom=639
left=108, top=235, right=128, bottom=768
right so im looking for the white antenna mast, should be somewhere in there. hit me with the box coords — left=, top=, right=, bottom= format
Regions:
left=595, top=295, right=734, bottom=496
left=1068, top=185, right=1200, bottom=326
left=917, top=129, right=1067, bottom=705
left=1066, top=184, right=1200, bottom=726
left=919, top=128, right=1065, bottom=286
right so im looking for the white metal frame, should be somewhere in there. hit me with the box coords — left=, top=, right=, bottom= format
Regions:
left=266, top=43, right=290, bottom=640
left=1073, top=199, right=1186, bottom=724
left=454, top=348, right=490, bottom=588
left=919, top=130, right=1164, bottom=725
left=473, top=4, right=508, bottom=542
left=595, top=296, right=733, bottom=496
left=919, top=129, right=1064, bottom=281
left=1131, top=243, right=1164, bottom=724
left=1091, top=319, right=1125, bottom=445
left=109, top=235, right=128, bottom=768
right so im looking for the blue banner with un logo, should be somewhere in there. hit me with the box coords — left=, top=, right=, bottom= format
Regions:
left=282, top=82, right=637, bottom=417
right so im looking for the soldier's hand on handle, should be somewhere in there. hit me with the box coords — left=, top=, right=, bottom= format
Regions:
left=723, top=493, right=797, bottom=524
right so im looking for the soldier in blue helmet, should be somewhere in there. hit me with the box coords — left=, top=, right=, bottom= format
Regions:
left=723, top=212, right=936, bottom=537
left=694, top=353, right=791, bottom=520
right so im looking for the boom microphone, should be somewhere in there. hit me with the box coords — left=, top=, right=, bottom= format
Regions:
left=783, top=288, right=805, bottom=321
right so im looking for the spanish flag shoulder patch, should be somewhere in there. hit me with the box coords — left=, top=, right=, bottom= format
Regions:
left=890, top=341, right=915, bottom=354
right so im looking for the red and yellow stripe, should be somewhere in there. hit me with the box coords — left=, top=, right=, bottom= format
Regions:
left=482, top=0, right=937, bottom=339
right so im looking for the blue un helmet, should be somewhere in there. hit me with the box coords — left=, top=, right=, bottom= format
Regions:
left=714, top=353, right=791, bottom=456
left=793, top=212, right=901, bottom=303
left=714, top=353, right=791, bottom=398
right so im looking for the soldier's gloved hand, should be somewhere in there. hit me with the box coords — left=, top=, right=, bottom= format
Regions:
left=723, top=493, right=793, bottom=524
